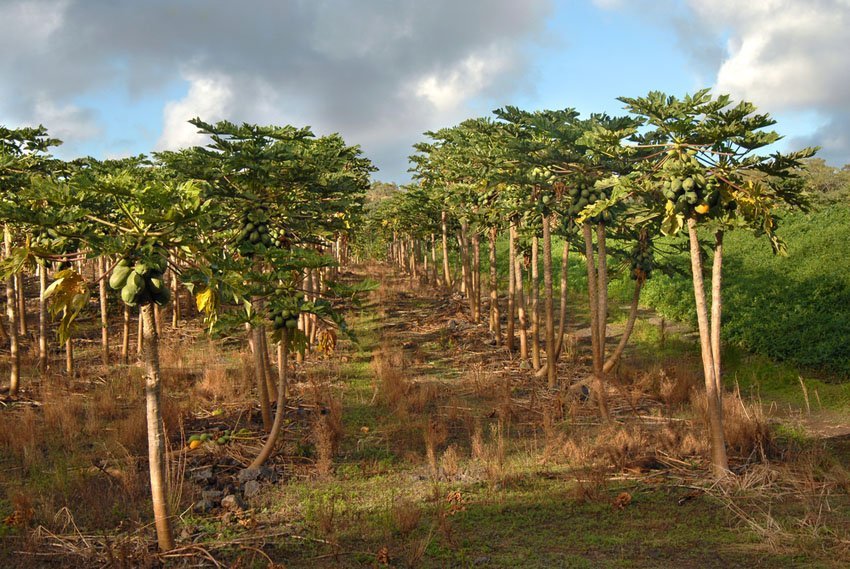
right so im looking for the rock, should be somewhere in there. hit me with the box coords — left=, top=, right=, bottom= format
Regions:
left=258, top=465, right=278, bottom=483
left=221, top=494, right=247, bottom=512
left=190, top=466, right=213, bottom=484
left=243, top=480, right=261, bottom=498
left=193, top=499, right=214, bottom=513
left=237, top=468, right=260, bottom=483
left=202, top=490, right=223, bottom=503
left=474, top=556, right=491, bottom=565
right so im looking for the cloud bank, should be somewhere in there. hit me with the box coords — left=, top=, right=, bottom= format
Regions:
left=0, top=0, right=552, bottom=179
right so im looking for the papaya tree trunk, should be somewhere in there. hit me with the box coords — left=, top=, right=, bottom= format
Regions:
left=441, top=211, right=452, bottom=290
left=65, top=335, right=73, bottom=376
left=687, top=218, right=729, bottom=476
left=251, top=323, right=272, bottom=432
left=596, top=223, right=609, bottom=364
left=171, top=269, right=181, bottom=328
left=488, top=226, right=500, bottom=343
left=249, top=328, right=290, bottom=469
left=530, top=235, right=540, bottom=370
left=542, top=215, right=556, bottom=388
left=261, top=326, right=278, bottom=403
left=472, top=231, right=481, bottom=322
left=430, top=234, right=438, bottom=286
left=137, top=313, right=143, bottom=356
left=582, top=223, right=610, bottom=421
left=459, top=225, right=471, bottom=302
left=122, top=305, right=130, bottom=365
left=711, top=230, right=724, bottom=408
left=555, top=240, right=569, bottom=361
left=4, top=225, right=20, bottom=396
left=98, top=256, right=109, bottom=365
left=507, top=221, right=517, bottom=351
left=603, top=278, right=644, bottom=374
left=38, top=263, right=48, bottom=374
left=16, top=274, right=27, bottom=337
left=140, top=303, right=176, bottom=551
left=513, top=234, right=528, bottom=363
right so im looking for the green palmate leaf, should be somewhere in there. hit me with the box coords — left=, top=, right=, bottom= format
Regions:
left=0, top=246, right=37, bottom=280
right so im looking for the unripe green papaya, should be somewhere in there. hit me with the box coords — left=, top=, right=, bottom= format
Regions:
left=147, top=273, right=165, bottom=295
left=121, top=284, right=139, bottom=305
left=109, top=265, right=132, bottom=290
left=285, top=318, right=298, bottom=329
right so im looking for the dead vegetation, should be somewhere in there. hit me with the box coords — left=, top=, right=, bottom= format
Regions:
left=2, top=263, right=849, bottom=567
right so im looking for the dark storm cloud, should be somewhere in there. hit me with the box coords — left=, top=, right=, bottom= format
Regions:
left=0, top=0, right=552, bottom=179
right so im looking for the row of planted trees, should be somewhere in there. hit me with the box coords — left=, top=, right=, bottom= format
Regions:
left=358, top=90, right=814, bottom=479
left=0, top=120, right=373, bottom=550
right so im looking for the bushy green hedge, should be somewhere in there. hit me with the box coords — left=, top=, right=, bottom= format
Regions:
left=637, top=206, right=850, bottom=376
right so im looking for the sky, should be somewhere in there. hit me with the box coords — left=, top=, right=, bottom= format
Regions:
left=1, top=0, right=848, bottom=182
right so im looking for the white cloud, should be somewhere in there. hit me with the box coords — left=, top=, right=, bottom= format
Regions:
left=31, top=96, right=101, bottom=142
left=415, top=47, right=512, bottom=113
left=695, top=1, right=850, bottom=110
left=156, top=72, right=234, bottom=150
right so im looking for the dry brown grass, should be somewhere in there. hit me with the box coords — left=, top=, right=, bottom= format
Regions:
left=424, top=414, right=449, bottom=478
left=471, top=421, right=506, bottom=486
left=372, top=342, right=409, bottom=415
left=692, top=391, right=772, bottom=459
left=0, top=407, right=43, bottom=471
left=391, top=497, right=422, bottom=536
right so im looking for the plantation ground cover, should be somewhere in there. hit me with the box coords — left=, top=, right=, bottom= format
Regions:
left=2, top=264, right=848, bottom=567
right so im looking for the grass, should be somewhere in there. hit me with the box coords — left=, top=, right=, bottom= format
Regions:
left=3, top=264, right=849, bottom=567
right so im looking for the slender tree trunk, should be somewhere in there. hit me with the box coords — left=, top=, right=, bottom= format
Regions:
left=137, top=313, right=143, bottom=356
left=582, top=223, right=610, bottom=421
left=543, top=216, right=556, bottom=388
left=4, top=225, right=20, bottom=396
left=277, top=340, right=286, bottom=398
left=441, top=211, right=452, bottom=290
left=261, top=327, right=277, bottom=403
left=507, top=222, right=517, bottom=351
left=38, top=263, right=48, bottom=374
left=596, top=223, right=609, bottom=365
left=171, top=269, right=180, bottom=328
left=249, top=329, right=290, bottom=469
left=458, top=225, right=471, bottom=300
left=122, top=305, right=131, bottom=365
left=513, top=238, right=529, bottom=363
left=65, top=336, right=73, bottom=376
left=252, top=324, right=272, bottom=432
left=530, top=235, right=541, bottom=370
left=472, top=232, right=481, bottom=322
left=98, top=256, right=109, bottom=365
left=603, top=279, right=644, bottom=374
left=140, top=303, right=176, bottom=551
left=16, top=274, right=27, bottom=337
left=555, top=240, right=569, bottom=361
left=488, top=226, right=500, bottom=343
left=430, top=234, right=438, bottom=286
left=154, top=305, right=162, bottom=337
left=687, top=218, right=729, bottom=476
left=711, top=230, right=724, bottom=408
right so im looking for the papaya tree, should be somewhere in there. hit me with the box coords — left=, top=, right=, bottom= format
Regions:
left=621, top=90, right=816, bottom=476
left=0, top=126, right=61, bottom=394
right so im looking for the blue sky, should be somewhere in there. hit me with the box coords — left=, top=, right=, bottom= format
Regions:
left=1, top=0, right=846, bottom=182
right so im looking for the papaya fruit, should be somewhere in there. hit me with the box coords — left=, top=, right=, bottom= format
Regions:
left=109, top=265, right=132, bottom=290
left=189, top=440, right=202, bottom=450
left=147, top=273, right=165, bottom=295
left=188, top=434, right=202, bottom=443
left=285, top=318, right=298, bottom=329
left=121, top=284, right=139, bottom=305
